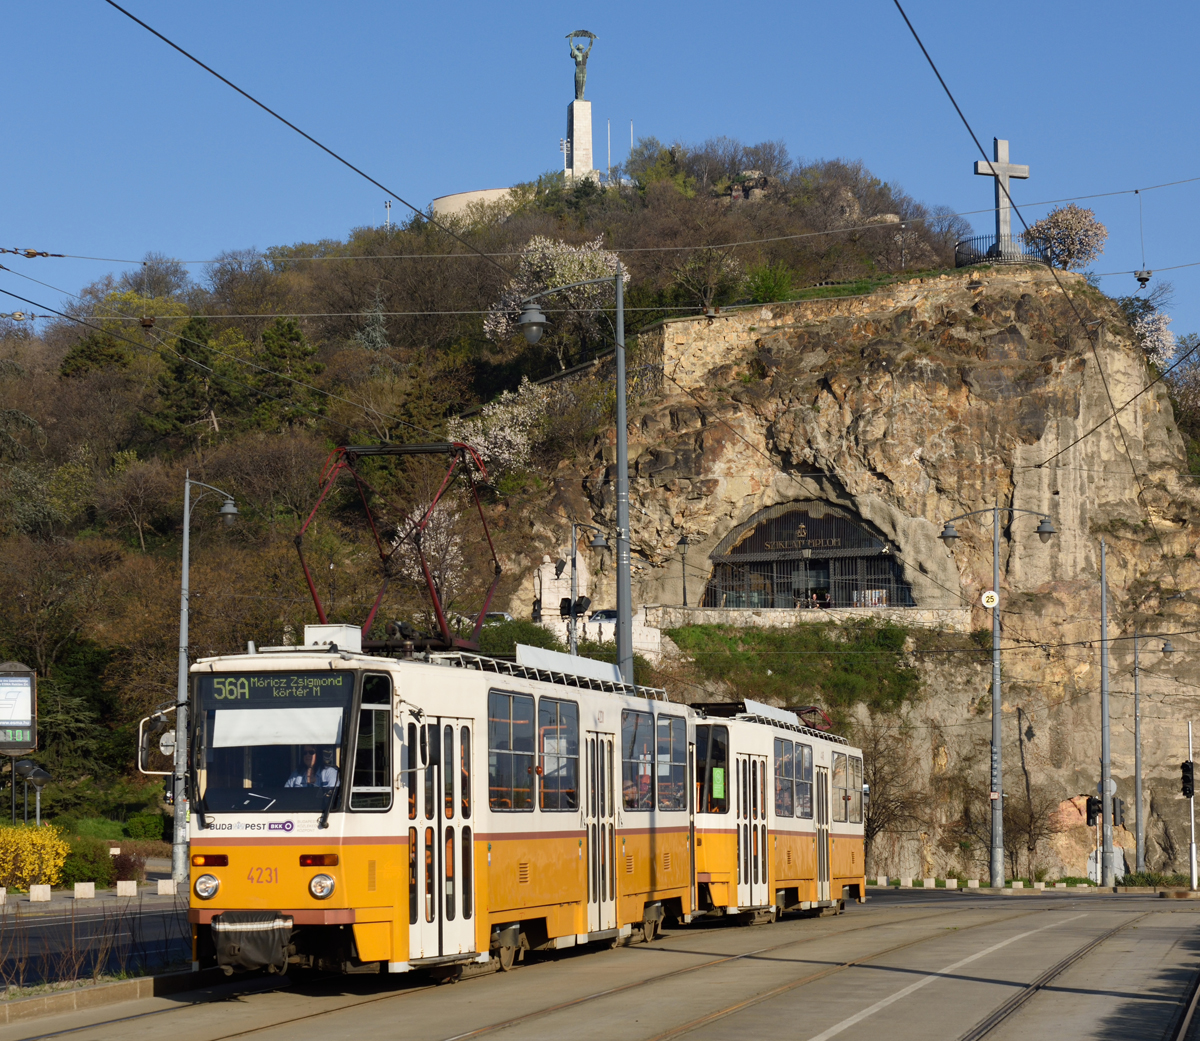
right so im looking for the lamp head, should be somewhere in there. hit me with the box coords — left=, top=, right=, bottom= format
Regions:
left=1035, top=516, right=1056, bottom=544
left=589, top=533, right=608, bottom=550
left=219, top=499, right=238, bottom=527
left=14, top=760, right=35, bottom=779
left=676, top=534, right=690, bottom=551
left=28, top=767, right=51, bottom=789
left=939, top=521, right=959, bottom=548
left=518, top=302, right=548, bottom=345
left=1163, top=640, right=1175, bottom=657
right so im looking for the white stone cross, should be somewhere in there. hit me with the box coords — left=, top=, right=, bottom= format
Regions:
left=974, top=138, right=1029, bottom=243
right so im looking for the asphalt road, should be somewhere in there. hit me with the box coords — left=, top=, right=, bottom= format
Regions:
left=3, top=890, right=1197, bottom=1041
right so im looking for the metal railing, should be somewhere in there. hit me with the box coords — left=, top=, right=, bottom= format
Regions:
left=955, top=234, right=1048, bottom=268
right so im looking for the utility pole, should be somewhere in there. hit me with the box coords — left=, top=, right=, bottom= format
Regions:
left=1135, top=629, right=1144, bottom=873
left=1191, top=721, right=1197, bottom=891
left=607, top=119, right=611, bottom=186
left=1100, top=540, right=1114, bottom=888
left=384, top=199, right=391, bottom=231
left=614, top=263, right=633, bottom=685
left=990, top=502, right=1003, bottom=890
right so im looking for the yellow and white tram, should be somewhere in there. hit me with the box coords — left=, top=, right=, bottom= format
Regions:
left=186, top=631, right=865, bottom=976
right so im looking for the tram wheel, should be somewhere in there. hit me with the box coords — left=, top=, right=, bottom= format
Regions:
left=496, top=945, right=518, bottom=972
left=642, top=919, right=660, bottom=943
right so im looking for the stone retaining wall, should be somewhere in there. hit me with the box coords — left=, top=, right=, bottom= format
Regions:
left=644, top=605, right=974, bottom=634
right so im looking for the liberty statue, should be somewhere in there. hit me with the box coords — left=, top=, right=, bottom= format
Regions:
left=567, top=31, right=595, bottom=101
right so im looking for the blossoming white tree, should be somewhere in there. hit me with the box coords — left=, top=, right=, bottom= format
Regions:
left=1022, top=204, right=1107, bottom=270
left=447, top=377, right=548, bottom=475
left=486, top=236, right=628, bottom=369
left=1134, top=310, right=1176, bottom=367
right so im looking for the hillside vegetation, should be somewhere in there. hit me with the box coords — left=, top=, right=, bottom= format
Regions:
left=0, top=137, right=975, bottom=815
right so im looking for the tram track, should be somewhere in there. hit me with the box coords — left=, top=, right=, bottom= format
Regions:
left=8, top=905, right=978, bottom=1041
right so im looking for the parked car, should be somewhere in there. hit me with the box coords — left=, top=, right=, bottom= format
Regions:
left=589, top=609, right=618, bottom=623
left=483, top=611, right=514, bottom=625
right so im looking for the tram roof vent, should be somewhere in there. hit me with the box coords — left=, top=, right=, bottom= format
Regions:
left=515, top=644, right=621, bottom=686
left=304, top=624, right=362, bottom=654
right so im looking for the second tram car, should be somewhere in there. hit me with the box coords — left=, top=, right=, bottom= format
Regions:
left=185, top=629, right=865, bottom=976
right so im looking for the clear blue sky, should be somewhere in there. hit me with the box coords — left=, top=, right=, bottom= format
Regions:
left=6, top=1, right=1200, bottom=335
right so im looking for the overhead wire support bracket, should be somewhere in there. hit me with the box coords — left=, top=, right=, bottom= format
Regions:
left=294, top=442, right=502, bottom=653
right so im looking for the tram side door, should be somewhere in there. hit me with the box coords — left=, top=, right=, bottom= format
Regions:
left=735, top=753, right=768, bottom=909
left=815, top=766, right=830, bottom=901
left=585, top=732, right=617, bottom=933
left=409, top=718, right=477, bottom=961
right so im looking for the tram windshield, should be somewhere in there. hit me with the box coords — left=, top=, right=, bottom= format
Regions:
left=195, top=671, right=354, bottom=813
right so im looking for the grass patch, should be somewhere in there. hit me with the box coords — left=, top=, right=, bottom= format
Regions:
left=664, top=622, right=919, bottom=720
left=1122, top=870, right=1190, bottom=888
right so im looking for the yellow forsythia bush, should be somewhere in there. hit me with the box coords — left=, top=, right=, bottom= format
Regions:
left=0, top=824, right=70, bottom=889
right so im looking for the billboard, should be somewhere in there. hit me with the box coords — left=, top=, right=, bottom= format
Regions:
left=0, top=664, right=36, bottom=754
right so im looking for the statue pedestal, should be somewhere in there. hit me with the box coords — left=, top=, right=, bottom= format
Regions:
left=567, top=100, right=594, bottom=181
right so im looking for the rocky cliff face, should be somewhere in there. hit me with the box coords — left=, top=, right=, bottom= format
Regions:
left=520, top=266, right=1200, bottom=877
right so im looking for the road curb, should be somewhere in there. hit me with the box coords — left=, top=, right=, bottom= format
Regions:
left=0, top=967, right=224, bottom=1025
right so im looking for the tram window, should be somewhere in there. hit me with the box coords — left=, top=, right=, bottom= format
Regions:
left=751, top=759, right=759, bottom=820
left=462, top=826, right=473, bottom=919
left=445, top=829, right=456, bottom=920
left=796, top=743, right=813, bottom=819
left=408, top=828, right=417, bottom=924
left=832, top=752, right=848, bottom=823
left=621, top=710, right=654, bottom=810
left=488, top=690, right=535, bottom=811
left=424, top=725, right=435, bottom=819
left=538, top=698, right=579, bottom=811
left=849, top=756, right=863, bottom=824
left=656, top=715, right=687, bottom=811
left=461, top=728, right=471, bottom=819
left=774, top=739, right=794, bottom=817
left=424, top=827, right=434, bottom=922
left=444, top=726, right=455, bottom=818
left=694, top=725, right=729, bottom=814
left=350, top=675, right=392, bottom=811
left=407, top=722, right=417, bottom=820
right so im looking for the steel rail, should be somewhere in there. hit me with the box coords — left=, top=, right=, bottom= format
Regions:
left=441, top=908, right=1039, bottom=1041
left=956, top=912, right=1150, bottom=1041
left=9, top=907, right=968, bottom=1041
left=1170, top=949, right=1200, bottom=1041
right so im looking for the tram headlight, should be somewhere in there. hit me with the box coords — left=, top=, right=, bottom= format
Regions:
left=309, top=873, right=336, bottom=899
left=194, top=874, right=220, bottom=900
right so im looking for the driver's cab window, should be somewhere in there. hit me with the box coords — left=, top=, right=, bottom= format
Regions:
left=351, top=674, right=392, bottom=810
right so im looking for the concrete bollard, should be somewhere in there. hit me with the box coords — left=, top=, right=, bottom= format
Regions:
left=1011, top=880, right=1024, bottom=889
left=74, top=882, right=95, bottom=900
left=900, top=877, right=912, bottom=888
left=877, top=876, right=889, bottom=887
left=157, top=879, right=176, bottom=896
left=116, top=880, right=137, bottom=897
left=0, top=887, right=6, bottom=905
left=1033, top=882, right=1045, bottom=890
left=922, top=877, right=935, bottom=888
left=109, top=848, right=121, bottom=856
left=29, top=885, right=51, bottom=902
left=1055, top=882, right=1067, bottom=889
left=967, top=879, right=980, bottom=889
left=945, top=878, right=958, bottom=890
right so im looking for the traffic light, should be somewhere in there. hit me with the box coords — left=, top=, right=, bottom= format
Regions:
left=1183, top=761, right=1195, bottom=799
left=1112, top=797, right=1124, bottom=829
left=1086, top=795, right=1101, bottom=826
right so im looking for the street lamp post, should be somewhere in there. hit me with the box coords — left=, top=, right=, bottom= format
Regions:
left=940, top=502, right=1055, bottom=889
left=1129, top=628, right=1173, bottom=874
left=568, top=522, right=608, bottom=655
left=519, top=266, right=633, bottom=684
left=677, top=535, right=690, bottom=607
left=172, top=472, right=238, bottom=884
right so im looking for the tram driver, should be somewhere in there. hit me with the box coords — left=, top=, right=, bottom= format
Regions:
left=284, top=745, right=339, bottom=788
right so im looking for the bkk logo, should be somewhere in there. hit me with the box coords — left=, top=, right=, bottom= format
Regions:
left=268, top=821, right=295, bottom=832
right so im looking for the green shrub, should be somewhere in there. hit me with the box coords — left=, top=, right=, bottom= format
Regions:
left=58, top=817, right=124, bottom=841
left=125, top=814, right=165, bottom=840
left=1122, top=870, right=1189, bottom=887
left=477, top=620, right=564, bottom=656
left=59, top=836, right=117, bottom=888
left=113, top=851, right=145, bottom=882
left=746, top=262, right=795, bottom=303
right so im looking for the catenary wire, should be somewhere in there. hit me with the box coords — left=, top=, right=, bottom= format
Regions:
left=14, top=174, right=1200, bottom=266
left=890, top=0, right=1183, bottom=596
left=100, top=1, right=510, bottom=279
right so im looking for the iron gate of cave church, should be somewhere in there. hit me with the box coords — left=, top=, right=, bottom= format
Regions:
left=700, top=502, right=915, bottom=610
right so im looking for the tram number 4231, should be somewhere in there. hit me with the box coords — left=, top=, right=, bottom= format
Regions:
left=247, top=867, right=279, bottom=884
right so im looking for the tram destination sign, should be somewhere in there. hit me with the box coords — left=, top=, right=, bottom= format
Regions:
left=0, top=662, right=36, bottom=754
